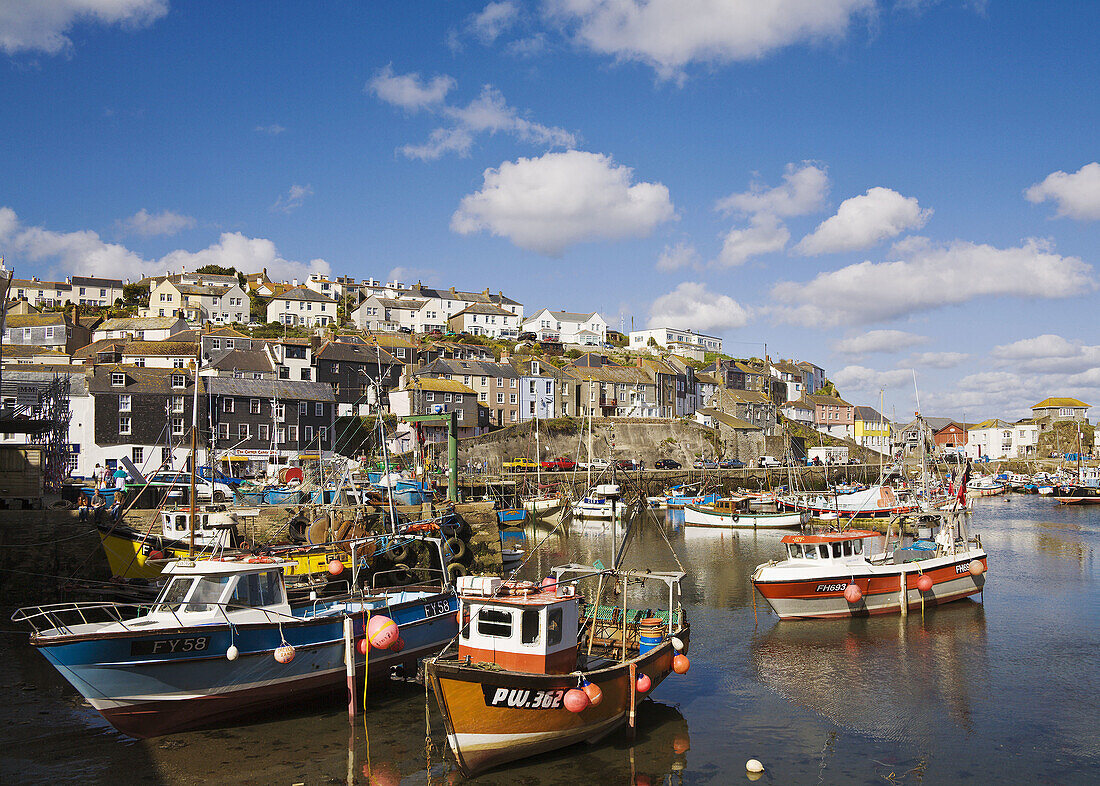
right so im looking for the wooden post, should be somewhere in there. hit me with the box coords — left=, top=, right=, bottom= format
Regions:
left=628, top=662, right=637, bottom=731
left=344, top=616, right=356, bottom=722
left=620, top=573, right=629, bottom=661
left=899, top=572, right=908, bottom=617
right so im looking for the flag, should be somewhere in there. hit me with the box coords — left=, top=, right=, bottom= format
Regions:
left=956, top=460, right=971, bottom=507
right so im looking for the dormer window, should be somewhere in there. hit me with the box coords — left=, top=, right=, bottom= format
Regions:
left=171, top=374, right=186, bottom=388
left=111, top=372, right=125, bottom=387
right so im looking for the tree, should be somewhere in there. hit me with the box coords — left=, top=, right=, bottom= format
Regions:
left=195, top=264, right=237, bottom=276
left=122, top=283, right=149, bottom=308
left=647, top=336, right=659, bottom=348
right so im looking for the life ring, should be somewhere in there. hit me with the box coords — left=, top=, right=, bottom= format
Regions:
left=731, top=513, right=739, bottom=523
left=506, top=580, right=537, bottom=595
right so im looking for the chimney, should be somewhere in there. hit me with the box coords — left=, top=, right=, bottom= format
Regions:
left=292, top=278, right=299, bottom=287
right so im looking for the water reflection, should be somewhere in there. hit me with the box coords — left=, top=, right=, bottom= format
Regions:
left=751, top=602, right=988, bottom=742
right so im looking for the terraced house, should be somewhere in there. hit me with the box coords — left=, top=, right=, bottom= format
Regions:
left=417, top=358, right=520, bottom=427
left=3, top=311, right=92, bottom=355
left=265, top=286, right=337, bottom=327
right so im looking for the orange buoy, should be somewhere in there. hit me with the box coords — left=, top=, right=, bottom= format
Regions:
left=274, top=644, right=295, bottom=663
left=916, top=574, right=933, bottom=592
left=672, top=734, right=690, bottom=754
left=844, top=583, right=863, bottom=603
left=672, top=654, right=690, bottom=674
left=564, top=688, right=590, bottom=713
left=368, top=615, right=399, bottom=649
left=969, top=560, right=985, bottom=576
left=328, top=559, right=344, bottom=576
left=582, top=680, right=603, bottom=705
left=147, top=550, right=164, bottom=561
left=636, top=673, right=652, bottom=693
left=357, top=639, right=369, bottom=655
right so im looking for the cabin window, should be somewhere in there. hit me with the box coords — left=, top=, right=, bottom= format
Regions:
left=819, top=545, right=829, bottom=559
left=185, top=575, right=232, bottom=612
left=174, top=514, right=187, bottom=531
left=156, top=577, right=195, bottom=612
left=804, top=545, right=818, bottom=559
left=787, top=544, right=799, bottom=559
left=460, top=606, right=471, bottom=639
left=230, top=571, right=283, bottom=608
left=477, top=608, right=512, bottom=638
left=852, top=539, right=863, bottom=555
left=521, top=609, right=540, bottom=644
left=547, top=607, right=563, bottom=646
left=842, top=541, right=853, bottom=557
left=831, top=543, right=843, bottom=558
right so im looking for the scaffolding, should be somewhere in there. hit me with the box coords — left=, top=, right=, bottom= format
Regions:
left=0, top=374, right=72, bottom=493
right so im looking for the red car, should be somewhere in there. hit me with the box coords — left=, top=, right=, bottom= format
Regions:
left=541, top=456, right=577, bottom=472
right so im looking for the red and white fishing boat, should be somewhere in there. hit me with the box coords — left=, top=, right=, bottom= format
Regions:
left=752, top=497, right=987, bottom=619
left=965, top=476, right=1007, bottom=497
left=778, top=484, right=919, bottom=520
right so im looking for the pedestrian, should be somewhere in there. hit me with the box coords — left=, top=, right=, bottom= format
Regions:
left=108, top=491, right=124, bottom=522
left=93, top=462, right=104, bottom=488
left=113, top=465, right=128, bottom=491
left=77, top=494, right=92, bottom=522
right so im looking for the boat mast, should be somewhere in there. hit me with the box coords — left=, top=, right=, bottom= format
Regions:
left=188, top=347, right=201, bottom=558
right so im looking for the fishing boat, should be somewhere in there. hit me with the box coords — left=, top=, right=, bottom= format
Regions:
left=751, top=508, right=987, bottom=619
left=521, top=414, right=566, bottom=517
left=778, top=484, right=919, bottom=519
left=572, top=484, right=623, bottom=519
left=497, top=507, right=527, bottom=525
left=683, top=497, right=806, bottom=529
left=663, top=484, right=719, bottom=511
left=13, top=542, right=459, bottom=737
left=966, top=476, right=1007, bottom=497
left=426, top=566, right=690, bottom=777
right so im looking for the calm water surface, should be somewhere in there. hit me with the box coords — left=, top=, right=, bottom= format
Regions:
left=4, top=494, right=1098, bottom=784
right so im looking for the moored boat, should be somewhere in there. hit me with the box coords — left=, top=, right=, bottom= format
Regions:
left=572, top=484, right=623, bottom=519
left=683, top=497, right=806, bottom=529
left=778, top=484, right=919, bottom=519
left=426, top=567, right=689, bottom=776
left=966, top=476, right=1007, bottom=497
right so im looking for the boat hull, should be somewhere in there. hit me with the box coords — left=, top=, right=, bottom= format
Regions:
left=32, top=593, right=458, bottom=737
left=683, top=504, right=804, bottom=529
left=752, top=552, right=986, bottom=620
left=428, top=625, right=689, bottom=776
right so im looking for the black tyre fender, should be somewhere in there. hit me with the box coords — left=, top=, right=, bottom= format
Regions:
left=444, top=536, right=467, bottom=562
left=447, top=561, right=470, bottom=581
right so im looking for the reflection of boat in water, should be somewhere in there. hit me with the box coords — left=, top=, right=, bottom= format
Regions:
left=750, top=602, right=988, bottom=741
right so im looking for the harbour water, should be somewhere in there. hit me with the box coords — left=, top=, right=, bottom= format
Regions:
left=4, top=493, right=1099, bottom=784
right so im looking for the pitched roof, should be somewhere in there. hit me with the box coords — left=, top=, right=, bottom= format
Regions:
left=422, top=358, right=517, bottom=378
left=174, top=283, right=232, bottom=296
left=171, top=326, right=249, bottom=342
left=452, top=302, right=514, bottom=317
left=97, top=316, right=183, bottom=331
left=697, top=408, right=762, bottom=430
left=269, top=286, right=336, bottom=303
left=87, top=365, right=203, bottom=394
left=11, top=278, right=70, bottom=290
left=562, top=365, right=651, bottom=385
left=804, top=392, right=852, bottom=407
left=315, top=341, right=398, bottom=365
left=121, top=341, right=197, bottom=357
left=373, top=297, right=428, bottom=310
left=208, top=349, right=274, bottom=373
left=0, top=344, right=69, bottom=358
left=549, top=310, right=597, bottom=322
left=410, top=285, right=521, bottom=306
left=71, top=276, right=124, bottom=287
left=1032, top=397, right=1090, bottom=409
left=407, top=378, right=477, bottom=394
left=853, top=406, right=887, bottom=422
left=205, top=377, right=335, bottom=401
left=5, top=312, right=66, bottom=328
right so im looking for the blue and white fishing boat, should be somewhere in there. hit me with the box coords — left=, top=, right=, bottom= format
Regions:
left=13, top=548, right=458, bottom=738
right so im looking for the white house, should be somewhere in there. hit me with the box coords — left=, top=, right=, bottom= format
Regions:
left=966, top=418, right=1040, bottom=460
left=93, top=316, right=189, bottom=342
left=448, top=303, right=520, bottom=339
left=629, top=326, right=722, bottom=355
left=70, top=276, right=126, bottom=307
left=523, top=309, right=607, bottom=345
left=265, top=286, right=337, bottom=327
left=144, top=279, right=248, bottom=323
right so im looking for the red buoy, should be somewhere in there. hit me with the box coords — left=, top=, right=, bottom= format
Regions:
left=636, top=673, right=652, bottom=693
left=564, top=688, right=590, bottom=713
left=969, top=560, right=985, bottom=576
left=843, top=583, right=863, bottom=603
left=357, top=639, right=369, bottom=655
left=916, top=574, right=934, bottom=592
left=328, top=559, right=344, bottom=576
left=672, top=654, right=690, bottom=674
left=147, top=550, right=164, bottom=561
left=582, top=680, right=603, bottom=705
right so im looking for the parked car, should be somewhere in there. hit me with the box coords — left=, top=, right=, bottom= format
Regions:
left=719, top=459, right=745, bottom=469
left=132, top=473, right=236, bottom=503
left=693, top=459, right=719, bottom=469
left=518, top=331, right=537, bottom=341
left=654, top=459, right=681, bottom=469
left=757, top=455, right=782, bottom=468
left=541, top=457, right=577, bottom=472
left=616, top=459, right=644, bottom=470
left=577, top=458, right=611, bottom=470
left=503, top=458, right=539, bottom=471
left=397, top=327, right=413, bottom=334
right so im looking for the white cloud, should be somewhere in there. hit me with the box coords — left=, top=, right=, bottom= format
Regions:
left=795, top=187, right=932, bottom=255
left=451, top=150, right=675, bottom=255
left=255, top=123, right=285, bottom=135
left=771, top=237, right=1093, bottom=327
left=832, top=330, right=928, bottom=355
left=831, top=364, right=915, bottom=393
left=656, top=242, right=699, bottom=272
left=0, top=0, right=167, bottom=55
left=118, top=208, right=195, bottom=238
left=715, top=214, right=789, bottom=267
left=1025, top=162, right=1100, bottom=221
left=545, top=0, right=873, bottom=79
left=991, top=334, right=1100, bottom=374
left=647, top=282, right=750, bottom=332
left=366, top=64, right=455, bottom=111
left=469, top=2, right=519, bottom=43
left=906, top=351, right=969, bottom=369
left=715, top=162, right=829, bottom=217
left=270, top=184, right=313, bottom=214
left=0, top=207, right=327, bottom=283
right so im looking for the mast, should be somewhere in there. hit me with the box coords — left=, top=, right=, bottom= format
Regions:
left=188, top=348, right=201, bottom=558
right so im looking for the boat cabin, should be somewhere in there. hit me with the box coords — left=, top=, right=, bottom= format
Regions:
left=148, top=559, right=293, bottom=623
left=707, top=496, right=751, bottom=515
left=456, top=576, right=579, bottom=674
left=780, top=531, right=878, bottom=562
left=160, top=508, right=258, bottom=548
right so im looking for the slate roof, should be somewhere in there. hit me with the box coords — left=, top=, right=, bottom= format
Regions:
left=175, top=283, right=232, bottom=296
left=452, top=302, right=514, bottom=317
left=315, top=341, right=399, bottom=365
left=407, top=378, right=478, bottom=395
left=422, top=358, right=518, bottom=378
left=10, top=279, right=71, bottom=290
left=697, top=408, right=762, bottom=430
left=122, top=341, right=197, bottom=357
left=803, top=393, right=852, bottom=407
left=1, top=367, right=90, bottom=394
left=88, top=366, right=202, bottom=394
left=0, top=345, right=69, bottom=358
left=71, top=276, right=124, bottom=288
left=270, top=286, right=336, bottom=303
left=6, top=313, right=66, bottom=328
left=207, top=349, right=275, bottom=373
left=853, top=406, right=887, bottom=423
left=410, top=285, right=521, bottom=306
left=205, top=377, right=334, bottom=401
left=97, top=317, right=183, bottom=332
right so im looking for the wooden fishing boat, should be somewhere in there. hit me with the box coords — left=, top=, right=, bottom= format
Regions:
left=427, top=567, right=690, bottom=776
left=13, top=545, right=458, bottom=737
left=778, top=484, right=919, bottom=519
left=751, top=509, right=987, bottom=620
left=684, top=497, right=806, bottom=529
left=966, top=476, right=1007, bottom=497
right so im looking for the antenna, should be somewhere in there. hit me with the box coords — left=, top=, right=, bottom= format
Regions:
left=911, top=369, right=920, bottom=413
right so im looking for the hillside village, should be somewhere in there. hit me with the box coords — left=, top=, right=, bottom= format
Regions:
left=2, top=266, right=1093, bottom=481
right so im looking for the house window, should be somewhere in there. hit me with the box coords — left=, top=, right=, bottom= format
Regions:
left=119, top=394, right=131, bottom=412
left=288, top=426, right=298, bottom=442
left=133, top=357, right=145, bottom=367
left=211, top=338, right=221, bottom=350
left=111, top=372, right=125, bottom=387
left=250, top=398, right=261, bottom=414
left=480, top=376, right=487, bottom=386
left=45, top=327, right=54, bottom=339
left=497, top=393, right=504, bottom=404
left=224, top=398, right=234, bottom=413
left=510, top=410, right=517, bottom=422
left=161, top=447, right=172, bottom=465
left=303, top=425, right=314, bottom=443
left=218, top=423, right=229, bottom=440
left=119, top=416, right=132, bottom=435
left=319, top=426, right=328, bottom=444
left=238, top=424, right=250, bottom=440
left=496, top=377, right=504, bottom=386
left=510, top=394, right=517, bottom=404
left=426, top=392, right=435, bottom=402
left=173, top=358, right=186, bottom=369
left=279, top=366, right=290, bottom=379
left=172, top=417, right=184, bottom=436
left=299, top=401, right=308, bottom=415
left=171, top=396, right=184, bottom=413
left=479, top=392, right=487, bottom=402
left=23, top=328, right=32, bottom=340
left=276, top=427, right=286, bottom=444
left=315, top=402, right=323, bottom=416
left=132, top=446, right=143, bottom=463
left=171, top=374, right=186, bottom=388
left=258, top=424, right=269, bottom=441
left=510, top=379, right=517, bottom=388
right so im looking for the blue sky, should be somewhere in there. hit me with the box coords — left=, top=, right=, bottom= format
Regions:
left=2, top=1, right=1099, bottom=423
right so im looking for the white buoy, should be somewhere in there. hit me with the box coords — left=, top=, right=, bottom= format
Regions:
left=226, top=645, right=239, bottom=661
left=746, top=759, right=764, bottom=773
left=671, top=636, right=684, bottom=652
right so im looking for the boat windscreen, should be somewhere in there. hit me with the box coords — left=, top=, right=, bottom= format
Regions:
left=185, top=575, right=233, bottom=612
left=156, top=577, right=195, bottom=612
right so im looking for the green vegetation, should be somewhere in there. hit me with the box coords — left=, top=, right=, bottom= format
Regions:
left=122, top=283, right=149, bottom=308
left=195, top=264, right=237, bottom=276
left=1037, top=421, right=1096, bottom=457
left=247, top=321, right=312, bottom=339
left=248, top=292, right=268, bottom=323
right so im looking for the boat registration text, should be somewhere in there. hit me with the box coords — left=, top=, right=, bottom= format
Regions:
left=131, top=637, right=210, bottom=656
left=481, top=686, right=565, bottom=709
